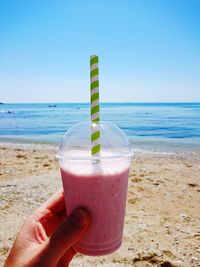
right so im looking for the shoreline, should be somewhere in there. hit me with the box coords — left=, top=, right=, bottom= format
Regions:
left=0, top=141, right=57, bottom=151
left=0, top=143, right=200, bottom=266
left=1, top=141, right=200, bottom=158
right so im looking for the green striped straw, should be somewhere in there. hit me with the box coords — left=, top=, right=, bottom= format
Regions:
left=90, top=55, right=100, bottom=157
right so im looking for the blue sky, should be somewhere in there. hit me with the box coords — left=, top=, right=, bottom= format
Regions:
left=0, top=0, right=200, bottom=103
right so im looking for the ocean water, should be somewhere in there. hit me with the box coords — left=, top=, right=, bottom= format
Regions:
left=0, top=103, right=200, bottom=152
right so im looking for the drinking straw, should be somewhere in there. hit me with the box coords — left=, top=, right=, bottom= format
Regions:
left=90, top=55, right=100, bottom=157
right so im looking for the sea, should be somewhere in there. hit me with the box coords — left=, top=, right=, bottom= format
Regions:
left=0, top=103, right=200, bottom=153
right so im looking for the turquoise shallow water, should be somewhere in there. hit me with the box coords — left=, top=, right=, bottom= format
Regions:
left=0, top=103, right=200, bottom=152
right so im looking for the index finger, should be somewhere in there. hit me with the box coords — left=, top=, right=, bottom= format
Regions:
left=33, top=190, right=67, bottom=236
left=39, top=190, right=66, bottom=214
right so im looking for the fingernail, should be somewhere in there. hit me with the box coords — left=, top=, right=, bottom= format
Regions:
left=71, top=208, right=90, bottom=229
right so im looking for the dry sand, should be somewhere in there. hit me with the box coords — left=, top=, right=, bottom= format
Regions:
left=0, top=143, right=200, bottom=267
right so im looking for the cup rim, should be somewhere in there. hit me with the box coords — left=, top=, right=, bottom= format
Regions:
left=55, top=151, right=134, bottom=161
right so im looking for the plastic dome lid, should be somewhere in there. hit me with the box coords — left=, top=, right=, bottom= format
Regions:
left=57, top=121, right=133, bottom=160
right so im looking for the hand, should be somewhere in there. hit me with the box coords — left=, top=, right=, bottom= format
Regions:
left=4, top=190, right=91, bottom=267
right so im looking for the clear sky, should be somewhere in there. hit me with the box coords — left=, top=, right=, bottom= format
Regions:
left=0, top=0, right=200, bottom=103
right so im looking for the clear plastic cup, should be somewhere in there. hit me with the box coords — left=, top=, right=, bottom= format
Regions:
left=57, top=121, right=133, bottom=256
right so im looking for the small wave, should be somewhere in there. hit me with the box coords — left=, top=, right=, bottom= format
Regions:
left=0, top=110, right=17, bottom=114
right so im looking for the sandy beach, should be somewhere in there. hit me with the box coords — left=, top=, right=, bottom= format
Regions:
left=0, top=143, right=200, bottom=266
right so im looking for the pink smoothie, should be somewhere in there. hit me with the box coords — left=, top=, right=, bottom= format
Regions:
left=60, top=157, right=130, bottom=256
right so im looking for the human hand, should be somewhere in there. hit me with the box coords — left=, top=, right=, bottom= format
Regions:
left=4, top=190, right=91, bottom=267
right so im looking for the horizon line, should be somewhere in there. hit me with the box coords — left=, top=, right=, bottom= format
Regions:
left=1, top=101, right=200, bottom=104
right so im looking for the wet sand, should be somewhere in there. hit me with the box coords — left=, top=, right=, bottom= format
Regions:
left=0, top=143, right=200, bottom=266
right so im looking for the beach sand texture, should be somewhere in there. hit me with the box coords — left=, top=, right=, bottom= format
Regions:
left=0, top=144, right=200, bottom=266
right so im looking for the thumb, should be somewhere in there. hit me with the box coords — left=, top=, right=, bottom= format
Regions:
left=40, top=208, right=91, bottom=266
